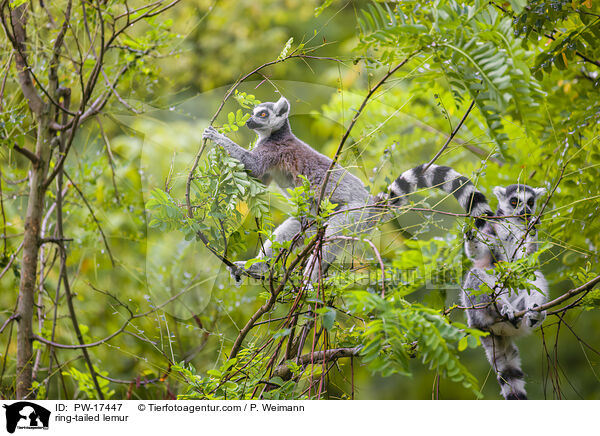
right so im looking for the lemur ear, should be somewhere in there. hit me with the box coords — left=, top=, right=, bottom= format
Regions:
left=533, top=187, right=547, bottom=197
left=275, top=97, right=290, bottom=117
left=493, top=186, right=506, bottom=200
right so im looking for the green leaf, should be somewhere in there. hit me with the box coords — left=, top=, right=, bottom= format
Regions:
left=277, top=37, right=294, bottom=60
left=319, top=308, right=336, bottom=331
left=207, top=369, right=222, bottom=378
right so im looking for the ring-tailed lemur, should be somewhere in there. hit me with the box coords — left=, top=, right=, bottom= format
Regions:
left=387, top=164, right=548, bottom=400
left=202, top=97, right=380, bottom=284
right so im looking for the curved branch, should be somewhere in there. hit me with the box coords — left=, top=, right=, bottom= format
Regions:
left=33, top=327, right=131, bottom=349
left=31, top=274, right=201, bottom=350
left=183, top=53, right=344, bottom=280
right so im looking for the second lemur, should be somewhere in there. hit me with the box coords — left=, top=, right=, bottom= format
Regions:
left=387, top=164, right=548, bottom=400
left=203, top=97, right=379, bottom=283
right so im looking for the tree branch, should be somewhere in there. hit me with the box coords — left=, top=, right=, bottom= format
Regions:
left=63, top=170, right=115, bottom=266
left=3, top=4, right=44, bottom=116
left=513, top=274, right=600, bottom=318
left=273, top=346, right=361, bottom=380
left=228, top=231, right=322, bottom=359
left=0, top=314, right=19, bottom=335
left=425, top=98, right=476, bottom=170
left=316, top=49, right=421, bottom=207
left=12, top=144, right=39, bottom=164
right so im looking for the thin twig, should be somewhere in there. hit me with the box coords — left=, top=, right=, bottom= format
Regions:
left=316, top=49, right=421, bottom=208
left=228, top=230, right=322, bottom=359
left=0, top=314, right=19, bottom=334
left=0, top=241, right=23, bottom=280
left=327, top=235, right=386, bottom=297
left=424, top=99, right=476, bottom=170
left=63, top=170, right=115, bottom=266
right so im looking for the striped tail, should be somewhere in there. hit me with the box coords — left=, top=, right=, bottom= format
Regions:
left=481, top=334, right=528, bottom=400
left=388, top=164, right=494, bottom=230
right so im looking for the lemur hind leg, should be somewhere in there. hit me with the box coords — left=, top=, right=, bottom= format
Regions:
left=229, top=217, right=304, bottom=285
left=304, top=201, right=375, bottom=283
left=481, top=334, right=527, bottom=400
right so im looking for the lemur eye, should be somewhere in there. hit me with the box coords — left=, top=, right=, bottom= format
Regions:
left=259, top=111, right=268, bottom=118
left=509, top=198, right=518, bottom=207
left=527, top=198, right=534, bottom=207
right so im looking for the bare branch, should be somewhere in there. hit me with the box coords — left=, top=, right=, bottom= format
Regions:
left=404, top=115, right=504, bottom=166
left=48, top=0, right=72, bottom=94
left=63, top=170, right=115, bottom=266
left=44, top=60, right=137, bottom=187
left=96, top=372, right=164, bottom=386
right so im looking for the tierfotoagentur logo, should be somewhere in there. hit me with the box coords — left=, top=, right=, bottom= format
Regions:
left=2, top=402, right=50, bottom=433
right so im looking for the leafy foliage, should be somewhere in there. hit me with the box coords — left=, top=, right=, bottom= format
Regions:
left=348, top=291, right=485, bottom=394
left=148, top=145, right=270, bottom=253
left=358, top=0, right=544, bottom=158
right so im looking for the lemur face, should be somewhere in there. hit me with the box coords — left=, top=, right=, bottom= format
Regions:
left=245, top=97, right=290, bottom=138
left=493, top=184, right=546, bottom=221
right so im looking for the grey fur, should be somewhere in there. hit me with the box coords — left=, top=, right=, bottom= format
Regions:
left=203, top=97, right=380, bottom=284
left=386, top=164, right=548, bottom=399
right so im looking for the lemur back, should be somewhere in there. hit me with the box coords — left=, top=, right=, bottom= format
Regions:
left=388, top=164, right=548, bottom=399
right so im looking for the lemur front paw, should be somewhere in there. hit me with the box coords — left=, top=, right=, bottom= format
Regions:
left=375, top=192, right=389, bottom=205
left=227, top=261, right=247, bottom=288
left=500, top=303, right=516, bottom=321
left=202, top=126, right=225, bottom=143
left=524, top=304, right=546, bottom=328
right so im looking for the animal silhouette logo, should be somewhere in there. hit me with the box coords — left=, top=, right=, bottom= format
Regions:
left=2, top=402, right=50, bottom=433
